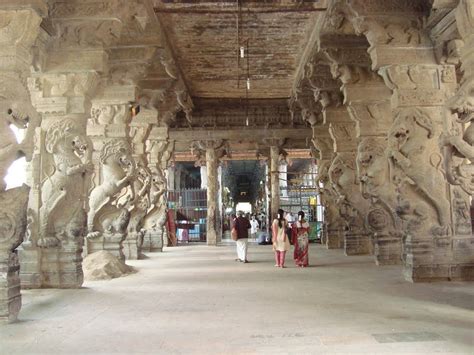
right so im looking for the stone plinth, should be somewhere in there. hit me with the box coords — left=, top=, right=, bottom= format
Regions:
left=122, top=232, right=144, bottom=260
left=0, top=251, right=21, bottom=323
left=88, top=233, right=127, bottom=262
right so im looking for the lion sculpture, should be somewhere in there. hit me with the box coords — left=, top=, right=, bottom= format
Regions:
left=37, top=119, right=93, bottom=248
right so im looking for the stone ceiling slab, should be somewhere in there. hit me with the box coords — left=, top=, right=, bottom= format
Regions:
left=154, top=0, right=325, bottom=99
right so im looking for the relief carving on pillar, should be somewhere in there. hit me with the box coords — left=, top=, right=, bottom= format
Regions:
left=0, top=9, right=42, bottom=48
left=328, top=152, right=367, bottom=231
left=357, top=137, right=403, bottom=256
left=388, top=108, right=451, bottom=235
left=37, top=119, right=93, bottom=248
left=316, top=159, right=345, bottom=232
left=443, top=84, right=474, bottom=195
left=442, top=0, right=474, bottom=196
left=55, top=20, right=122, bottom=49
left=87, top=140, right=136, bottom=240
left=142, top=139, right=174, bottom=249
left=124, top=160, right=152, bottom=252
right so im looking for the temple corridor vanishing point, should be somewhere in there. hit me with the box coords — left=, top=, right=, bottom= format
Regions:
left=0, top=0, right=473, bottom=328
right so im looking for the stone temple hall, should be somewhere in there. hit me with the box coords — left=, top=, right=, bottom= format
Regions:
left=0, top=0, right=473, bottom=353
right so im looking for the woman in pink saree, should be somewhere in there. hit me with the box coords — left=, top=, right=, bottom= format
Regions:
left=292, top=211, right=310, bottom=267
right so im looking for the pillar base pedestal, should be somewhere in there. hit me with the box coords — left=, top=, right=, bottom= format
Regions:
left=0, top=251, right=21, bottom=323
left=373, top=234, right=402, bottom=266
left=344, top=231, right=372, bottom=256
left=39, top=240, right=84, bottom=288
left=142, top=229, right=163, bottom=252
left=19, top=240, right=84, bottom=289
left=123, top=232, right=143, bottom=260
left=87, top=233, right=125, bottom=261
left=18, top=244, right=42, bottom=289
left=326, top=228, right=344, bottom=249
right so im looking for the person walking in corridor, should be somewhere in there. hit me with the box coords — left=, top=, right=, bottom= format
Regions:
left=272, top=209, right=290, bottom=268
left=233, top=210, right=251, bottom=263
left=292, top=211, right=310, bottom=267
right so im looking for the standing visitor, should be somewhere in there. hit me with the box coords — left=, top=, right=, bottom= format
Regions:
left=250, top=215, right=259, bottom=240
left=233, top=210, right=251, bottom=263
left=272, top=209, right=290, bottom=268
left=292, top=211, right=310, bottom=267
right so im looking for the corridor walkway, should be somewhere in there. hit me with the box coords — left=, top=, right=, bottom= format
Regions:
left=1, top=244, right=473, bottom=354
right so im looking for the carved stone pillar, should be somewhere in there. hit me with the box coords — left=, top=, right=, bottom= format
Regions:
left=442, top=0, right=474, bottom=279
left=200, top=165, right=208, bottom=189
left=86, top=88, right=136, bottom=261
left=143, top=125, right=174, bottom=252
left=270, top=146, right=281, bottom=219
left=121, top=110, right=154, bottom=260
left=20, top=1, right=131, bottom=288
left=326, top=105, right=372, bottom=256
left=312, top=126, right=344, bottom=249
left=325, top=47, right=404, bottom=265
left=0, top=3, right=44, bottom=320
left=262, top=139, right=285, bottom=220
left=341, top=0, right=470, bottom=280
left=192, top=140, right=228, bottom=246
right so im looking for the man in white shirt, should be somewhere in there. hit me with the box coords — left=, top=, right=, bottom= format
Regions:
left=249, top=215, right=259, bottom=240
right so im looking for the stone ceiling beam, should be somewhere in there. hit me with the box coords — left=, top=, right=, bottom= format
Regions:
left=169, top=127, right=311, bottom=143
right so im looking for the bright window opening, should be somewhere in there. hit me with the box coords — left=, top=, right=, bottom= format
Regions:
left=5, top=125, right=26, bottom=190
left=235, top=202, right=252, bottom=214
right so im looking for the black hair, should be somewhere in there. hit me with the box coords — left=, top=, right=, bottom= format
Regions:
left=277, top=208, right=285, bottom=228
left=297, top=211, right=305, bottom=219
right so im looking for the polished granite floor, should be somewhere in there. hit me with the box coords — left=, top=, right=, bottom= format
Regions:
left=1, top=243, right=473, bottom=354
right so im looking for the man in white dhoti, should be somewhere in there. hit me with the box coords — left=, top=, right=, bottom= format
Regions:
left=233, top=210, right=251, bottom=263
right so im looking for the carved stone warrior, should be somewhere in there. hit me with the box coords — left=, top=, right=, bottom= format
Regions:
left=388, top=108, right=451, bottom=235
left=316, top=160, right=345, bottom=249
left=443, top=79, right=474, bottom=195
left=329, top=152, right=372, bottom=255
left=37, top=119, right=93, bottom=248
left=142, top=166, right=168, bottom=251
left=87, top=140, right=136, bottom=259
left=357, top=137, right=403, bottom=264
left=123, top=161, right=152, bottom=259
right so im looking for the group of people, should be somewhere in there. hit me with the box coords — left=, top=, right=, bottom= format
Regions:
left=231, top=209, right=310, bottom=268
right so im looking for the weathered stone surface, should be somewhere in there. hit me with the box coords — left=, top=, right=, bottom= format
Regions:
left=83, top=251, right=136, bottom=281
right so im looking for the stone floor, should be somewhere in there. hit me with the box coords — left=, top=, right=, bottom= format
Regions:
left=2, top=243, right=474, bottom=354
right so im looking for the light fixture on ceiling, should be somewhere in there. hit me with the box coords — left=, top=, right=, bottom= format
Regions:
left=240, top=46, right=245, bottom=58
left=246, top=77, right=250, bottom=90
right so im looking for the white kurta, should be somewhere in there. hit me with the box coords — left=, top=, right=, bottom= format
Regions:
left=272, top=219, right=290, bottom=252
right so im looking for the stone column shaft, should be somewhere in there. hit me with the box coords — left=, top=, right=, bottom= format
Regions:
left=200, top=165, right=208, bottom=189
left=326, top=106, right=372, bottom=256
left=270, top=146, right=281, bottom=219
left=206, top=148, right=218, bottom=245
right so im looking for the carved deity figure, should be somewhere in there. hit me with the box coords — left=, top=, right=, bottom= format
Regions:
left=388, top=108, right=451, bottom=233
left=142, top=166, right=168, bottom=245
left=317, top=160, right=344, bottom=229
left=87, top=140, right=136, bottom=239
left=124, top=161, right=152, bottom=248
left=37, top=120, right=93, bottom=248
left=357, top=138, right=403, bottom=260
left=443, top=79, right=474, bottom=195
left=328, top=153, right=367, bottom=231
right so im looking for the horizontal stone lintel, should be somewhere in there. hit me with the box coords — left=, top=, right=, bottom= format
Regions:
left=169, top=127, right=312, bottom=142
